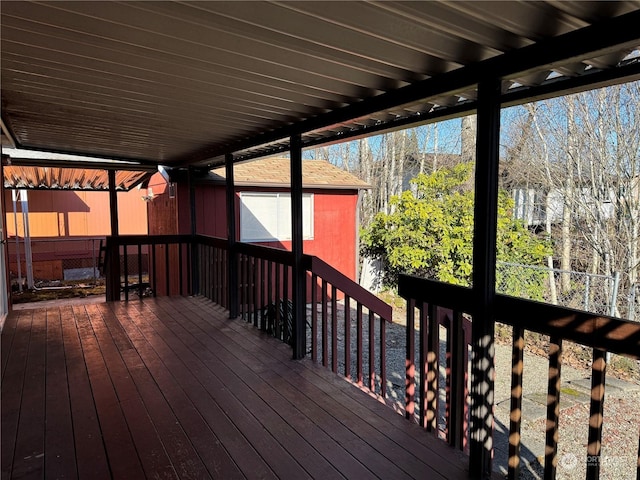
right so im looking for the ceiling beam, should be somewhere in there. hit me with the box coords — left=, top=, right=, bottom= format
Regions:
left=178, top=9, right=640, bottom=166
left=2, top=143, right=160, bottom=167
left=0, top=117, right=17, bottom=148
left=1, top=155, right=158, bottom=172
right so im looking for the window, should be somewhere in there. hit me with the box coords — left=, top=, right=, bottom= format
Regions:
left=239, top=192, right=314, bottom=242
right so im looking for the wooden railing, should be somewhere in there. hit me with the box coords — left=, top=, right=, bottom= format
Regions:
left=105, top=234, right=392, bottom=399
left=306, top=255, right=392, bottom=397
left=194, top=235, right=229, bottom=308
left=234, top=242, right=296, bottom=343
left=399, top=276, right=474, bottom=450
left=105, top=234, right=193, bottom=301
left=398, top=273, right=640, bottom=480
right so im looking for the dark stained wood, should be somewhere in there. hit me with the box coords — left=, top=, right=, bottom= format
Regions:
left=59, top=305, right=111, bottom=480
left=586, top=348, right=607, bottom=480
left=426, top=303, right=439, bottom=434
left=2, top=310, right=34, bottom=479
left=344, top=294, right=351, bottom=380
left=11, top=308, right=46, bottom=480
left=406, top=299, right=416, bottom=421
left=331, top=285, right=338, bottom=373
left=178, top=297, right=470, bottom=479
left=544, top=337, right=563, bottom=480
left=508, top=326, right=525, bottom=480
left=2, top=296, right=471, bottom=480
left=44, top=308, right=77, bottom=480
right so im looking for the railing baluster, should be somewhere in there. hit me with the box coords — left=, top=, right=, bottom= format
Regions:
left=586, top=348, right=607, bottom=480
left=213, top=247, right=217, bottom=302
left=253, top=257, right=259, bottom=327
left=223, top=248, right=229, bottom=309
left=203, top=244, right=208, bottom=298
left=187, top=241, right=192, bottom=295
left=266, top=261, right=273, bottom=332
left=283, top=265, right=289, bottom=342
left=419, top=302, right=427, bottom=428
left=151, top=244, right=157, bottom=297
left=275, top=263, right=281, bottom=339
left=212, top=247, right=218, bottom=303
left=178, top=242, right=183, bottom=296
left=449, top=311, right=465, bottom=449
left=380, top=311, right=386, bottom=398
left=215, top=247, right=220, bottom=303
left=241, top=254, right=248, bottom=321
left=238, top=254, right=243, bottom=317
left=344, top=294, right=351, bottom=380
left=331, top=285, right=338, bottom=373
left=260, top=259, right=267, bottom=330
left=545, top=337, right=563, bottom=480
left=137, top=243, right=143, bottom=297
left=369, top=309, right=375, bottom=393
left=220, top=247, right=225, bottom=304
left=445, top=314, right=452, bottom=443
left=357, top=302, right=363, bottom=387
left=164, top=243, right=170, bottom=295
left=508, top=326, right=525, bottom=480
left=426, top=303, right=439, bottom=433
left=321, top=280, right=328, bottom=367
left=406, top=298, right=416, bottom=421
left=123, top=245, right=129, bottom=301
left=311, top=274, right=318, bottom=362
left=248, top=256, right=256, bottom=326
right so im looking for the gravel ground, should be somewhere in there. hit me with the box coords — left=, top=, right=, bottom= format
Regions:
left=307, top=300, right=640, bottom=479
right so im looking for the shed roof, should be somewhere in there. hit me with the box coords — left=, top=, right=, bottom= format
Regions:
left=208, top=158, right=369, bottom=190
left=1, top=2, right=639, bottom=167
left=2, top=165, right=150, bottom=191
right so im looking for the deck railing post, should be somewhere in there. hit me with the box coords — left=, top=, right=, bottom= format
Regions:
left=188, top=167, right=199, bottom=296
left=469, top=76, right=501, bottom=478
left=104, top=236, right=121, bottom=301
left=226, top=153, right=239, bottom=319
left=290, top=133, right=307, bottom=359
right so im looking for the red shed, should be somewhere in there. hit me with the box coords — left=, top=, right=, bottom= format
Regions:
left=147, top=158, right=369, bottom=292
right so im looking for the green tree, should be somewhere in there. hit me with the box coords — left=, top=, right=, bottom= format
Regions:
left=361, top=163, right=551, bottom=299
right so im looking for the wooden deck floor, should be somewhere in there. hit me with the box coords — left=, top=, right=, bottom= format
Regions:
left=1, top=296, right=470, bottom=479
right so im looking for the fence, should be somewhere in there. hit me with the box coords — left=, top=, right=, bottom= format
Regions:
left=7, top=237, right=106, bottom=288
left=495, top=262, right=637, bottom=319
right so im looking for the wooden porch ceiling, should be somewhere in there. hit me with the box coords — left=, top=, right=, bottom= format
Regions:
left=1, top=2, right=639, bottom=167
left=1, top=296, right=470, bottom=479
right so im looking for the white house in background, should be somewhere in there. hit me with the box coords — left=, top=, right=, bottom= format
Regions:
left=511, top=186, right=619, bottom=228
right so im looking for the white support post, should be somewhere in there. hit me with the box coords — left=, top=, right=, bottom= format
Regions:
left=19, top=190, right=34, bottom=289
left=11, top=190, right=22, bottom=292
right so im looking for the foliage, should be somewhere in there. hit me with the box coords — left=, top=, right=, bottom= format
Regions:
left=360, top=163, right=551, bottom=298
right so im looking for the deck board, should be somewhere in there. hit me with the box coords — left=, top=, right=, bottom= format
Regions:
left=2, top=296, right=470, bottom=480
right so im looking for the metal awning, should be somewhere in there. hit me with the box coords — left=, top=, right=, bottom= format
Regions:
left=1, top=148, right=155, bottom=191
left=1, top=1, right=639, bottom=167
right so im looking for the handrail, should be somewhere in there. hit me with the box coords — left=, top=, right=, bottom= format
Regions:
left=398, top=274, right=475, bottom=312
left=236, top=241, right=295, bottom=266
left=193, top=234, right=227, bottom=249
left=397, top=274, right=640, bottom=360
left=109, top=234, right=193, bottom=245
left=496, top=294, right=640, bottom=359
left=306, top=254, right=392, bottom=322
left=398, top=272, right=640, bottom=480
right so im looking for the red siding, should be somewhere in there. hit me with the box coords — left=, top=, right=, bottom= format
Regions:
left=194, top=186, right=227, bottom=237
left=194, top=185, right=358, bottom=280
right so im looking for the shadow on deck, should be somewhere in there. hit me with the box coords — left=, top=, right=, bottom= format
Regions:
left=1, top=296, right=470, bottom=479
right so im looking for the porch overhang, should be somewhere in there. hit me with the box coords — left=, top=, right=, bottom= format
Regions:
left=1, top=2, right=639, bottom=167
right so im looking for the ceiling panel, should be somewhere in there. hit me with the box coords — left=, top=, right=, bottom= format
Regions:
left=1, top=1, right=639, bottom=167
